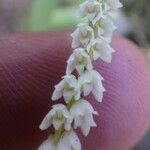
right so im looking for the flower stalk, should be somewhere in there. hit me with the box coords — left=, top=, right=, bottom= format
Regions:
left=38, top=0, right=123, bottom=150
left=53, top=125, right=64, bottom=145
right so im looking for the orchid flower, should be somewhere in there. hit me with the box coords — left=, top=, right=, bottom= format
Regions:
left=39, top=0, right=122, bottom=149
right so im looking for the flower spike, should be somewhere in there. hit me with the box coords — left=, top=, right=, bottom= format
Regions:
left=39, top=0, right=123, bottom=149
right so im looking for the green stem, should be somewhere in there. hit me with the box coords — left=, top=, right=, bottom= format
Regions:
left=53, top=98, right=76, bottom=145
left=53, top=125, right=64, bottom=145
left=67, top=97, right=76, bottom=110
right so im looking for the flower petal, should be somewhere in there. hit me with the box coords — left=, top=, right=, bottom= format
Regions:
left=53, top=119, right=64, bottom=130
left=66, top=54, right=76, bottom=75
left=63, top=90, right=74, bottom=103
left=101, top=46, right=115, bottom=63
left=58, top=130, right=81, bottom=150
left=70, top=130, right=81, bottom=150
left=52, top=80, right=65, bottom=100
left=38, top=137, right=56, bottom=150
left=39, top=110, right=53, bottom=130
left=71, top=29, right=80, bottom=49
left=81, top=113, right=97, bottom=136
left=92, top=71, right=105, bottom=102
left=70, top=99, right=97, bottom=136
left=71, top=23, right=94, bottom=49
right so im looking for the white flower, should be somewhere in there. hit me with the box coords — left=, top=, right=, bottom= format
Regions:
left=99, top=0, right=122, bottom=10
left=70, top=99, right=97, bottom=136
left=77, top=0, right=103, bottom=22
left=38, top=136, right=56, bottom=150
left=79, top=70, right=105, bottom=102
left=66, top=48, right=93, bottom=75
left=93, top=16, right=116, bottom=43
left=39, top=104, right=72, bottom=131
left=38, top=131, right=81, bottom=150
left=39, top=0, right=122, bottom=149
left=71, top=23, right=94, bottom=49
left=57, top=130, right=81, bottom=150
left=52, top=75, right=80, bottom=103
left=87, top=38, right=115, bottom=62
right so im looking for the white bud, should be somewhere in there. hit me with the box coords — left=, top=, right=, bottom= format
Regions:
left=39, top=104, right=72, bottom=131
left=87, top=38, right=115, bottom=62
left=79, top=70, right=105, bottom=102
left=93, top=16, right=116, bottom=43
left=66, top=48, right=93, bottom=75
left=70, top=99, right=97, bottom=136
left=77, top=0, right=103, bottom=22
left=71, top=23, right=94, bottom=49
left=52, top=75, right=80, bottom=103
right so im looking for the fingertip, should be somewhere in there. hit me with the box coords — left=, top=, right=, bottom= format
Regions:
left=81, top=33, right=150, bottom=150
left=0, top=31, right=150, bottom=150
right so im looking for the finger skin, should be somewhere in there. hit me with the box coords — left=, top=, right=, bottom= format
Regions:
left=0, top=31, right=150, bottom=150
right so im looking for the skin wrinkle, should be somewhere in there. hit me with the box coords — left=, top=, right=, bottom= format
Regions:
left=0, top=31, right=150, bottom=150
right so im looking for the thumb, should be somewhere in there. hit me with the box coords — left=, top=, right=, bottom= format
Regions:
left=0, top=31, right=150, bottom=150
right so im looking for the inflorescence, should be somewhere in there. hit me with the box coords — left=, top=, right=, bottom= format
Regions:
left=38, top=0, right=122, bottom=150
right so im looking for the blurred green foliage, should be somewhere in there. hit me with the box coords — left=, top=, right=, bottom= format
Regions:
left=28, top=0, right=56, bottom=30
left=28, top=0, right=83, bottom=31
left=28, top=0, right=150, bottom=47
